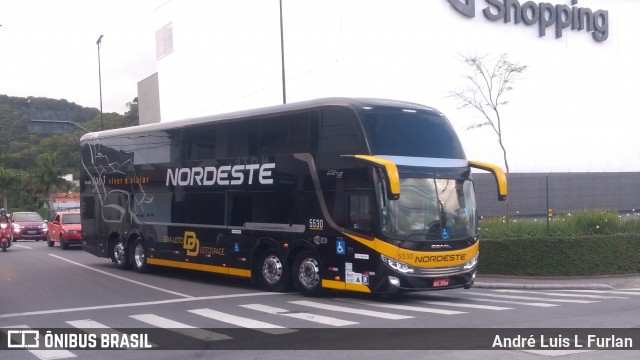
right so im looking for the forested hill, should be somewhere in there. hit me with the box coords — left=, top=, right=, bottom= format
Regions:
left=0, top=94, right=138, bottom=191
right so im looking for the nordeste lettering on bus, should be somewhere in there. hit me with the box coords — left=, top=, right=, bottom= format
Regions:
left=166, top=163, right=276, bottom=187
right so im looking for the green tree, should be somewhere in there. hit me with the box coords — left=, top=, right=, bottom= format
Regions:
left=0, top=167, right=22, bottom=210
left=31, top=153, right=69, bottom=210
left=0, top=95, right=138, bottom=210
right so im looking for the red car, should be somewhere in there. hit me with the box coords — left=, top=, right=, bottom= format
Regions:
left=10, top=211, right=48, bottom=242
left=47, top=211, right=82, bottom=249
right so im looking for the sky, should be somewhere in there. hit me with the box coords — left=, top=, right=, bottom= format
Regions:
left=0, top=0, right=161, bottom=114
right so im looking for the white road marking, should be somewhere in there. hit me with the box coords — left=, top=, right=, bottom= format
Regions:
left=523, top=350, right=595, bottom=356
left=1, top=325, right=76, bottom=359
left=188, top=308, right=295, bottom=335
left=335, top=298, right=465, bottom=315
left=467, top=298, right=559, bottom=307
left=465, top=292, right=599, bottom=304
left=291, top=300, right=414, bottom=319
left=27, top=350, right=77, bottom=360
left=418, top=300, right=512, bottom=310
left=66, top=319, right=113, bottom=329
left=559, top=289, right=640, bottom=296
left=240, top=303, right=358, bottom=326
left=48, top=254, right=192, bottom=298
left=129, top=314, right=231, bottom=341
left=0, top=292, right=282, bottom=319
left=12, top=244, right=33, bottom=249
left=494, top=289, right=627, bottom=299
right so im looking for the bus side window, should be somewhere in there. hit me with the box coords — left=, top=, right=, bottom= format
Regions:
left=183, top=124, right=217, bottom=161
left=82, top=196, right=95, bottom=220
left=228, top=192, right=252, bottom=226
left=316, top=108, right=366, bottom=171
left=318, top=109, right=363, bottom=154
left=347, top=192, right=373, bottom=234
left=148, top=130, right=180, bottom=164
left=218, top=120, right=259, bottom=159
left=119, top=134, right=148, bottom=164
left=260, top=113, right=309, bottom=155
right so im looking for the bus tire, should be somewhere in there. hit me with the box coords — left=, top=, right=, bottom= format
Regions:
left=257, top=248, right=291, bottom=292
left=293, top=250, right=324, bottom=297
left=111, top=236, right=131, bottom=270
left=132, top=238, right=150, bottom=273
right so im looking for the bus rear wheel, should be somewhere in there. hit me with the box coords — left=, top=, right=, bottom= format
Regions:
left=293, top=250, right=323, bottom=297
left=111, top=236, right=131, bottom=270
left=257, top=248, right=291, bottom=292
left=132, top=238, right=150, bottom=273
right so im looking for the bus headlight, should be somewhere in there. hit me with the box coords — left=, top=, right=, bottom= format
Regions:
left=381, top=255, right=415, bottom=274
left=462, top=254, right=478, bottom=271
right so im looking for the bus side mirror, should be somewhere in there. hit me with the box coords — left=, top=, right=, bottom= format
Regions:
left=341, top=155, right=400, bottom=200
left=469, top=161, right=508, bottom=201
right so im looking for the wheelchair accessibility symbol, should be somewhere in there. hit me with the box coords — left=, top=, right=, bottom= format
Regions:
left=336, top=240, right=345, bottom=255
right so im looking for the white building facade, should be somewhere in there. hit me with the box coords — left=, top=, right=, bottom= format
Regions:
left=145, top=0, right=640, bottom=173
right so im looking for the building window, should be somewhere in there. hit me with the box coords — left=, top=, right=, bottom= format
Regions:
left=156, top=22, right=174, bottom=60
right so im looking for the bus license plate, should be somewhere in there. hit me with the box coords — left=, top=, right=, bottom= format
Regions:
left=433, top=278, right=449, bottom=287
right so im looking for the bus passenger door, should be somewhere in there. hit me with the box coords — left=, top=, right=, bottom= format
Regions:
left=343, top=191, right=376, bottom=291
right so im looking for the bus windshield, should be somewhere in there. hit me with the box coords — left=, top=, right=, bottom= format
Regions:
left=382, top=178, right=477, bottom=241
left=361, top=108, right=466, bottom=159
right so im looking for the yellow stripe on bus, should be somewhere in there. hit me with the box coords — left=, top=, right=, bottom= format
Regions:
left=322, top=279, right=371, bottom=293
left=147, top=258, right=251, bottom=278
left=345, top=233, right=479, bottom=268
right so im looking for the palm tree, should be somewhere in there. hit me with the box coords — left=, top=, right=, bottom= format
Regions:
left=0, top=167, right=22, bottom=210
left=31, top=154, right=68, bottom=210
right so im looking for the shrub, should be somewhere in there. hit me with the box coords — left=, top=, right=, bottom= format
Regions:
left=477, top=210, right=640, bottom=276
left=478, top=235, right=640, bottom=276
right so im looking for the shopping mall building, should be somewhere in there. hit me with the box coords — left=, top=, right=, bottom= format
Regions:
left=138, top=0, right=639, bottom=173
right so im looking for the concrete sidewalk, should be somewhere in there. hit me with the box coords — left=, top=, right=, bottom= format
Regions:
left=474, top=274, right=640, bottom=290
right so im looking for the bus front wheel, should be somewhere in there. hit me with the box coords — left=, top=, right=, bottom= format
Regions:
left=293, top=250, right=323, bottom=297
left=257, top=248, right=291, bottom=292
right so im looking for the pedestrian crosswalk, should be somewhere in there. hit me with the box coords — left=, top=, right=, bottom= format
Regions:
left=2, top=288, right=639, bottom=359
left=239, top=303, right=358, bottom=327
left=128, top=314, right=231, bottom=341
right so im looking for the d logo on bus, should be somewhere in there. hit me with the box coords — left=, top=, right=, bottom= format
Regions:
left=183, top=231, right=200, bottom=256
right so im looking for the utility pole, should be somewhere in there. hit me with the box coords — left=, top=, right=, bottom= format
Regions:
left=97, top=35, right=104, bottom=130
left=279, top=0, right=286, bottom=104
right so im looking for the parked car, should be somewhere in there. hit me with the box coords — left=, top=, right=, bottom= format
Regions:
left=10, top=212, right=48, bottom=242
left=47, top=211, right=82, bottom=249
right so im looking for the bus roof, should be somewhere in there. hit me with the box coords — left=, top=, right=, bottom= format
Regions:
left=80, top=97, right=442, bottom=141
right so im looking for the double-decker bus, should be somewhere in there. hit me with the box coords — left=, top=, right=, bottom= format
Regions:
left=80, top=98, right=506, bottom=296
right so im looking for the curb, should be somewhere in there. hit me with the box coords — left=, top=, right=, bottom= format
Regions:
left=473, top=282, right=614, bottom=290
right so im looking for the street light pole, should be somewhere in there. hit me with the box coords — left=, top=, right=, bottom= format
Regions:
left=279, top=0, right=286, bottom=104
left=96, top=35, right=104, bottom=131
left=26, top=98, right=34, bottom=211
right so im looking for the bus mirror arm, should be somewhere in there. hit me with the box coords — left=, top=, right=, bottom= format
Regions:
left=469, top=160, right=508, bottom=201
left=340, top=155, right=400, bottom=200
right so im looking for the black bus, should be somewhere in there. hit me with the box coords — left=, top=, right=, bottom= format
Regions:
left=79, top=98, right=506, bottom=296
